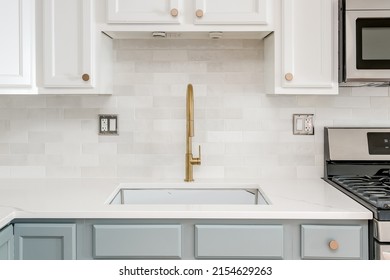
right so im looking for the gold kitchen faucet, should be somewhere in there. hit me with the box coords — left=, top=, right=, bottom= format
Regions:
left=185, top=84, right=201, bottom=182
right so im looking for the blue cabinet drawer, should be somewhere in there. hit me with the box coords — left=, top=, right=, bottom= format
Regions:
left=195, top=225, right=284, bottom=259
left=93, top=225, right=182, bottom=259
left=301, top=225, right=363, bottom=259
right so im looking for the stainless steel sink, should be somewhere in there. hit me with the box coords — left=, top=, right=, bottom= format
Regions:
left=109, top=183, right=269, bottom=205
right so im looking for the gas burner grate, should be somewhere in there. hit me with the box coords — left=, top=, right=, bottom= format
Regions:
left=332, top=175, right=390, bottom=209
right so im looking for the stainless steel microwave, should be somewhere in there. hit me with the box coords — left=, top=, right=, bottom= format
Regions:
left=340, top=0, right=390, bottom=83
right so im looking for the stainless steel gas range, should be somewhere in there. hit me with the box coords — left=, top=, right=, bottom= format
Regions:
left=324, top=127, right=390, bottom=260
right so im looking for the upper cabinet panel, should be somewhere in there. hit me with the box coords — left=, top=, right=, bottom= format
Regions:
left=194, top=0, right=269, bottom=25
left=107, top=0, right=181, bottom=24
left=264, top=0, right=338, bottom=95
left=0, top=0, right=33, bottom=88
left=282, top=0, right=333, bottom=88
left=43, top=0, right=94, bottom=88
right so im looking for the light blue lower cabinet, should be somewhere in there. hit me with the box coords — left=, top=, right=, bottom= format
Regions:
left=0, top=224, right=14, bottom=260
left=14, top=223, right=76, bottom=260
left=301, top=225, right=363, bottom=259
left=93, top=225, right=182, bottom=259
left=195, top=225, right=284, bottom=259
left=7, top=220, right=368, bottom=260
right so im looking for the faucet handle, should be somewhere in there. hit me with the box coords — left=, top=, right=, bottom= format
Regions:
left=192, top=145, right=201, bottom=165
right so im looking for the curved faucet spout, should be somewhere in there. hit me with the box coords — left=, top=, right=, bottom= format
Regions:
left=185, top=84, right=201, bottom=182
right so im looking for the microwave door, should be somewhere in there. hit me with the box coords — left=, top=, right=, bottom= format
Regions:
left=345, top=10, right=390, bottom=81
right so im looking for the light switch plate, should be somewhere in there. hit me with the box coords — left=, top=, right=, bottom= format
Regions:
left=99, top=115, right=118, bottom=135
left=293, top=114, right=314, bottom=135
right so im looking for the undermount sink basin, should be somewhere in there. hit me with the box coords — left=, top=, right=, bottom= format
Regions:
left=109, top=183, right=269, bottom=205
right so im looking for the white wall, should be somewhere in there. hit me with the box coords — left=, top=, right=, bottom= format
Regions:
left=0, top=39, right=389, bottom=179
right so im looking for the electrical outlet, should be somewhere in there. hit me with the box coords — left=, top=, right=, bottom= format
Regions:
left=99, top=115, right=118, bottom=135
left=293, top=114, right=314, bottom=135
left=100, top=118, right=108, bottom=132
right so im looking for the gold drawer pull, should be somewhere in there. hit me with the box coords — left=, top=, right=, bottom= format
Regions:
left=195, top=9, right=204, bottom=18
left=82, top=73, right=90, bottom=81
left=285, top=73, right=293, bottom=81
left=170, top=8, right=179, bottom=17
left=329, top=240, right=339, bottom=250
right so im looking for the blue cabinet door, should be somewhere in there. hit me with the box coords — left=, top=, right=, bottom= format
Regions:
left=0, top=224, right=14, bottom=260
left=14, top=224, right=76, bottom=260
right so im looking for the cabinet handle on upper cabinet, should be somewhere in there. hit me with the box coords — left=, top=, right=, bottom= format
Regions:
left=82, top=74, right=90, bottom=81
left=195, top=9, right=204, bottom=18
left=170, top=8, right=179, bottom=17
left=329, top=240, right=339, bottom=250
left=285, top=73, right=293, bottom=81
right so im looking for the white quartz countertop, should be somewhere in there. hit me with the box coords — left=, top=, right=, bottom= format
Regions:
left=0, top=178, right=372, bottom=228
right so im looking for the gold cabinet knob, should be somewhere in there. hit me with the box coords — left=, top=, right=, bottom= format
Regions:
left=329, top=240, right=339, bottom=250
left=170, top=8, right=179, bottom=17
left=82, top=73, right=90, bottom=81
left=285, top=73, right=293, bottom=81
left=195, top=9, right=204, bottom=18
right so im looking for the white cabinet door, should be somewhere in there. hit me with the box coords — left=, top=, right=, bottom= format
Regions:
left=0, top=0, right=33, bottom=87
left=107, top=0, right=180, bottom=24
left=43, top=0, right=93, bottom=88
left=194, top=0, right=269, bottom=25
left=281, top=0, right=334, bottom=89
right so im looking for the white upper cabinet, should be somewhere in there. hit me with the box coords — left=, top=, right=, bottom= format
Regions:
left=107, top=0, right=180, bottom=24
left=43, top=0, right=94, bottom=88
left=194, top=0, right=269, bottom=25
left=265, top=0, right=338, bottom=94
left=282, top=0, right=333, bottom=88
left=0, top=0, right=34, bottom=90
left=104, top=0, right=273, bottom=34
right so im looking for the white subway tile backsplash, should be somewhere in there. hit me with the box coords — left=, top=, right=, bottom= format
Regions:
left=46, top=166, right=81, bottom=178
left=11, top=166, right=45, bottom=178
left=63, top=155, right=99, bottom=167
left=0, top=39, right=389, bottom=179
left=371, top=97, right=390, bottom=108
left=152, top=50, right=188, bottom=61
left=46, top=143, right=81, bottom=155
left=0, top=120, right=11, bottom=131
left=81, top=166, right=116, bottom=178
left=207, top=131, right=243, bottom=143
left=46, top=96, right=83, bottom=108
left=297, top=166, right=323, bottom=179
left=351, top=108, right=389, bottom=120
left=116, top=50, right=153, bottom=61
left=10, top=143, right=45, bottom=154
left=0, top=131, right=29, bottom=143
left=351, top=87, right=389, bottom=97
left=0, top=167, right=10, bottom=177
left=261, top=166, right=297, bottom=179
left=0, top=144, right=9, bottom=154
left=224, top=166, right=260, bottom=179
left=82, top=143, right=117, bottom=155
left=334, top=97, right=371, bottom=108
left=315, top=108, right=353, bottom=120
left=28, top=132, right=63, bottom=143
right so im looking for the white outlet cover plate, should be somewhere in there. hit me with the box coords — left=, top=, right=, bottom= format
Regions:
left=293, top=114, right=314, bottom=135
